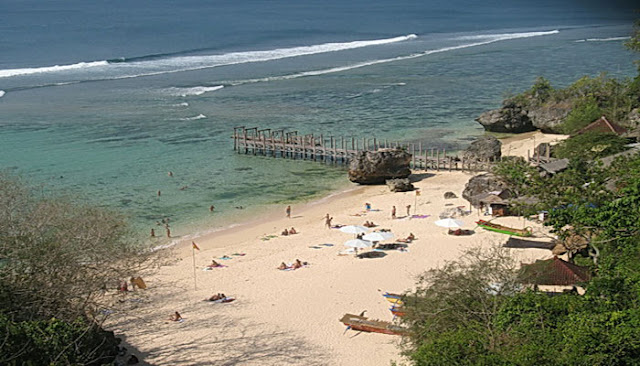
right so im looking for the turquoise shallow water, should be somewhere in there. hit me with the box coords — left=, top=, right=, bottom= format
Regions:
left=0, top=1, right=637, bottom=243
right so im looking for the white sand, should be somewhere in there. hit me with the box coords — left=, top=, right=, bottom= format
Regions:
left=107, top=132, right=565, bottom=365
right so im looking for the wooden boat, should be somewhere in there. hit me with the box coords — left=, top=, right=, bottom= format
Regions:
left=382, top=292, right=404, bottom=305
left=476, top=220, right=533, bottom=237
left=339, top=314, right=408, bottom=335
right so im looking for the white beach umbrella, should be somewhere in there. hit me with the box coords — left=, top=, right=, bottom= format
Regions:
left=343, top=239, right=374, bottom=249
left=339, top=225, right=370, bottom=235
left=362, top=231, right=395, bottom=242
left=434, top=218, right=464, bottom=228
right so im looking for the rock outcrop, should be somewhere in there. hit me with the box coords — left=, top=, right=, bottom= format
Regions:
left=475, top=99, right=571, bottom=133
left=475, top=99, right=535, bottom=133
left=386, top=178, right=414, bottom=192
left=463, top=136, right=502, bottom=162
left=462, top=173, right=510, bottom=206
left=348, top=148, right=412, bottom=184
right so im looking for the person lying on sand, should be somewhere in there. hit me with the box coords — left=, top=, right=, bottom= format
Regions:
left=363, top=221, right=377, bottom=228
left=291, top=259, right=303, bottom=269
left=278, top=262, right=289, bottom=270
left=397, top=233, right=416, bottom=243
left=289, top=227, right=297, bottom=234
left=207, top=293, right=226, bottom=301
left=169, top=311, right=182, bottom=322
left=281, top=229, right=289, bottom=236
left=207, top=260, right=222, bottom=268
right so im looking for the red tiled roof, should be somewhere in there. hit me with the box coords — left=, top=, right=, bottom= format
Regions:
left=519, top=256, right=591, bottom=285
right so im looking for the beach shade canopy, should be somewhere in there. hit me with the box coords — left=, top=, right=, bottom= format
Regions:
left=362, top=231, right=395, bottom=242
left=344, top=239, right=374, bottom=249
left=339, top=225, right=370, bottom=235
left=434, top=218, right=465, bottom=228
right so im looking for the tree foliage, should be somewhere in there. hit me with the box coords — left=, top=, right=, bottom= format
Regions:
left=552, top=132, right=628, bottom=160
left=0, top=172, right=157, bottom=364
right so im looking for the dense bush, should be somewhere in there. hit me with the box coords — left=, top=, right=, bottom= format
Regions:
left=0, top=314, right=119, bottom=365
left=560, top=97, right=602, bottom=134
left=552, top=132, right=628, bottom=160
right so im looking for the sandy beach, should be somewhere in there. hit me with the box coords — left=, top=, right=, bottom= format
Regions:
left=107, top=132, right=567, bottom=365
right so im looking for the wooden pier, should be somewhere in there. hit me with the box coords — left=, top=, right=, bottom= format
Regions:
left=232, top=126, right=492, bottom=172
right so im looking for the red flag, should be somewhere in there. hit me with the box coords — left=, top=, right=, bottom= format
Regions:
left=192, top=241, right=200, bottom=251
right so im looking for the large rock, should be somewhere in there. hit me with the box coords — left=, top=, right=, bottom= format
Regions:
left=463, top=136, right=502, bottom=162
left=527, top=101, right=572, bottom=132
left=475, top=99, right=571, bottom=133
left=386, top=178, right=414, bottom=192
left=475, top=99, right=535, bottom=133
left=462, top=173, right=510, bottom=206
left=348, top=148, right=411, bottom=184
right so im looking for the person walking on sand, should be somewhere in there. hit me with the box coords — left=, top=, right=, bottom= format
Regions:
left=324, top=214, right=331, bottom=228
left=391, top=206, right=396, bottom=219
left=406, top=204, right=411, bottom=217
left=286, top=205, right=291, bottom=218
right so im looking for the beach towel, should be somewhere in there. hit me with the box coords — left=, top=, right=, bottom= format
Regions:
left=219, top=255, right=233, bottom=260
left=309, top=246, right=322, bottom=249
left=208, top=297, right=235, bottom=304
left=261, top=235, right=278, bottom=241
left=411, top=214, right=430, bottom=219
left=320, top=243, right=334, bottom=247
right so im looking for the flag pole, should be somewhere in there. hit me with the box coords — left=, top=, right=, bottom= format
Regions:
left=192, top=245, right=197, bottom=290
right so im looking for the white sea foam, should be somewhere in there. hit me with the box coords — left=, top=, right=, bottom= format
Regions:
left=0, top=90, right=5, bottom=98
left=455, top=29, right=559, bottom=41
left=0, top=35, right=416, bottom=80
left=228, top=30, right=560, bottom=87
left=172, top=102, right=190, bottom=107
left=574, top=36, right=630, bottom=43
left=180, top=114, right=207, bottom=121
left=165, top=85, right=224, bottom=97
left=0, top=61, right=108, bottom=78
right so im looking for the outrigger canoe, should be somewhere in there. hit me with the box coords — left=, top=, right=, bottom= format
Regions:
left=476, top=220, right=533, bottom=237
left=389, top=305, right=406, bottom=317
left=339, top=314, right=408, bottom=335
left=382, top=292, right=404, bottom=305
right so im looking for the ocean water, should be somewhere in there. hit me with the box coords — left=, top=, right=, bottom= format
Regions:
left=0, top=0, right=637, bottom=242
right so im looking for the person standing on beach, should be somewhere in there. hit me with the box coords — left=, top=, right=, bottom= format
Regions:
left=209, top=205, right=215, bottom=212
left=286, top=205, right=291, bottom=218
left=406, top=205, right=411, bottom=217
left=150, top=228, right=155, bottom=237
left=391, top=206, right=396, bottom=219
left=365, top=202, right=371, bottom=211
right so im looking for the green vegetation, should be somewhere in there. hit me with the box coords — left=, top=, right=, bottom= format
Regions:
left=402, top=153, right=640, bottom=366
left=0, top=173, right=155, bottom=364
left=401, top=21, right=640, bottom=366
left=553, top=132, right=629, bottom=160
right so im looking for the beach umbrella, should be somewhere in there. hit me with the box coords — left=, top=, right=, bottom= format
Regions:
left=362, top=231, right=395, bottom=242
left=344, top=239, right=374, bottom=249
left=339, top=225, right=370, bottom=235
left=434, top=218, right=464, bottom=228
